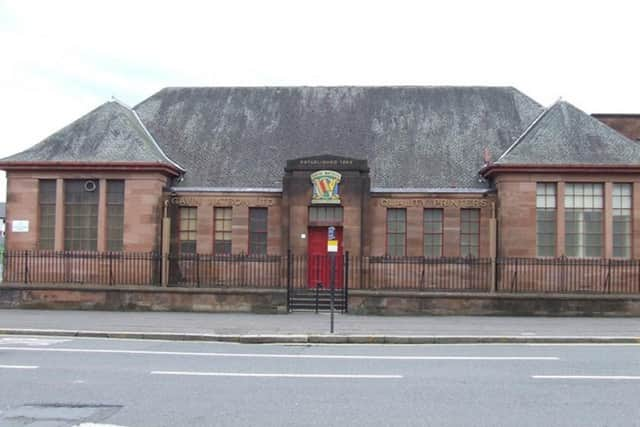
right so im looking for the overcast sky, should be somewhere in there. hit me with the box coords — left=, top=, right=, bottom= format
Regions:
left=1, top=0, right=639, bottom=201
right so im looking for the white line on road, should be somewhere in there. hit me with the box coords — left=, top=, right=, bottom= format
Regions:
left=0, top=337, right=70, bottom=346
left=72, top=423, right=130, bottom=427
left=533, top=375, right=640, bottom=380
left=0, top=364, right=38, bottom=369
left=527, top=343, right=640, bottom=346
left=151, top=371, right=403, bottom=379
left=0, top=347, right=558, bottom=360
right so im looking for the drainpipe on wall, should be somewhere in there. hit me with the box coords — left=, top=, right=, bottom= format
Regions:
left=489, top=201, right=497, bottom=293
left=161, top=199, right=171, bottom=287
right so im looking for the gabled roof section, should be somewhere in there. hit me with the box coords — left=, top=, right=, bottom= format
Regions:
left=0, top=100, right=183, bottom=171
left=496, top=101, right=640, bottom=165
left=134, top=86, right=543, bottom=189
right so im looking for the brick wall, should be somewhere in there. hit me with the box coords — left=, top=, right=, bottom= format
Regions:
left=4, top=171, right=170, bottom=252
left=368, top=195, right=496, bottom=258
left=168, top=194, right=283, bottom=255
left=4, top=174, right=39, bottom=250
left=494, top=172, right=640, bottom=258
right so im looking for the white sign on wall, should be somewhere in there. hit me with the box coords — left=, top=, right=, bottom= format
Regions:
left=12, top=220, right=29, bottom=233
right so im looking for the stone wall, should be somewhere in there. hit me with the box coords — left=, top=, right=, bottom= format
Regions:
left=349, top=290, right=640, bottom=316
left=2, top=284, right=639, bottom=316
left=0, top=285, right=287, bottom=313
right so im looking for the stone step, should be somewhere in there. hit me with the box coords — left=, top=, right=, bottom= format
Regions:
left=290, top=295, right=346, bottom=299
left=289, top=306, right=346, bottom=312
left=290, top=291, right=346, bottom=296
left=290, top=300, right=345, bottom=304
left=289, top=298, right=344, bottom=304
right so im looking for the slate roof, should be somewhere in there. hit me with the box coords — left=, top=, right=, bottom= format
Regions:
left=0, top=100, right=178, bottom=167
left=133, top=86, right=543, bottom=189
left=497, top=101, right=640, bottom=165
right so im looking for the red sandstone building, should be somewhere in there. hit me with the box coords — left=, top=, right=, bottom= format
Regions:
left=2, top=87, right=640, bottom=290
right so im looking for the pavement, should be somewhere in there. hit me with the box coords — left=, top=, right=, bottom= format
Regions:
left=1, top=309, right=640, bottom=344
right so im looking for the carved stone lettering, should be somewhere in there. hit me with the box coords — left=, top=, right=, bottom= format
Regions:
left=170, top=197, right=276, bottom=207
left=378, top=198, right=489, bottom=208
left=299, top=159, right=354, bottom=166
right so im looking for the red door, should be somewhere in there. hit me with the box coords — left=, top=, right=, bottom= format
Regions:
left=307, top=226, right=343, bottom=288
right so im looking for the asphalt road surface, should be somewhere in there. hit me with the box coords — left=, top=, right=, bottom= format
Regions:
left=0, top=336, right=639, bottom=426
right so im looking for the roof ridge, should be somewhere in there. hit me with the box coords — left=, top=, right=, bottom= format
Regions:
left=507, top=86, right=544, bottom=109
left=113, top=99, right=186, bottom=172
left=131, top=109, right=185, bottom=172
left=134, top=86, right=525, bottom=107
left=496, top=98, right=561, bottom=162
left=110, top=96, right=132, bottom=109
left=156, top=85, right=520, bottom=89
left=557, top=99, right=640, bottom=145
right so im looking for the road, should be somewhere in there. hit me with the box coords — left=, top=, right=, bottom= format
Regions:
left=0, top=336, right=639, bottom=426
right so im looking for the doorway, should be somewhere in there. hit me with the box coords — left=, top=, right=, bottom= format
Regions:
left=307, top=226, right=343, bottom=288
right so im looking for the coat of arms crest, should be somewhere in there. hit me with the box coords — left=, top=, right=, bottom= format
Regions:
left=310, top=170, right=342, bottom=204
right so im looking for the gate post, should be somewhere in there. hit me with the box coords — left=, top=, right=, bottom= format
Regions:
left=286, top=250, right=292, bottom=312
left=490, top=258, right=497, bottom=293
left=108, top=252, right=114, bottom=286
left=344, top=252, right=349, bottom=313
left=489, top=214, right=497, bottom=293
left=160, top=214, right=171, bottom=287
left=1, top=250, right=6, bottom=282
left=24, top=250, right=29, bottom=284
left=329, top=252, right=336, bottom=333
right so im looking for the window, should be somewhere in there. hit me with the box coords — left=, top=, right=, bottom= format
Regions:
left=179, top=207, right=197, bottom=254
left=423, top=209, right=443, bottom=257
left=106, top=180, right=124, bottom=251
left=565, top=183, right=603, bottom=258
left=64, top=180, right=99, bottom=251
left=460, top=209, right=480, bottom=257
left=249, top=208, right=268, bottom=254
left=386, top=208, right=406, bottom=256
left=38, top=180, right=56, bottom=250
left=536, top=183, right=556, bottom=257
left=613, top=183, right=632, bottom=258
left=309, top=206, right=343, bottom=223
left=214, top=207, right=232, bottom=254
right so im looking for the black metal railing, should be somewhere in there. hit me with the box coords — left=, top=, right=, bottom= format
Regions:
left=496, top=257, right=640, bottom=294
left=354, top=256, right=492, bottom=291
left=4, top=250, right=640, bottom=295
left=2, top=251, right=161, bottom=286
left=168, top=253, right=283, bottom=288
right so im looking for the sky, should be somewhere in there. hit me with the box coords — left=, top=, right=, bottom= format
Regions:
left=1, top=0, right=639, bottom=201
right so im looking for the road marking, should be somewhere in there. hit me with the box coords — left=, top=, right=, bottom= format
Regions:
left=73, top=424, right=130, bottom=427
left=0, top=347, right=558, bottom=360
left=0, top=365, right=38, bottom=369
left=527, top=343, right=640, bottom=347
left=0, top=337, right=69, bottom=346
left=533, top=375, right=640, bottom=380
left=151, top=371, right=403, bottom=379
